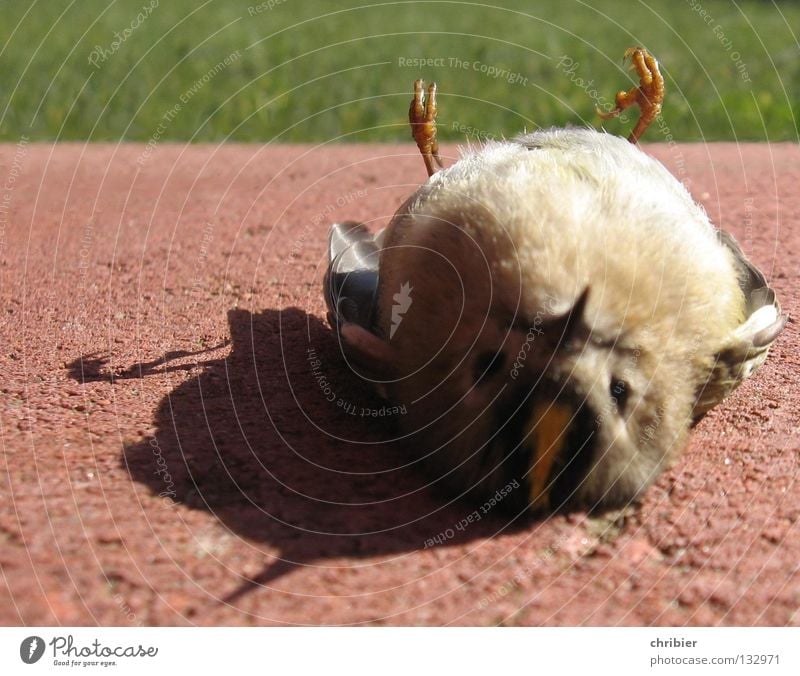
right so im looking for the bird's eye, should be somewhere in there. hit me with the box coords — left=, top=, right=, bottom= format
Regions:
left=610, top=378, right=629, bottom=411
left=474, top=350, right=505, bottom=384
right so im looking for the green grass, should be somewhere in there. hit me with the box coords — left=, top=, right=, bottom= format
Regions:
left=0, top=0, right=797, bottom=142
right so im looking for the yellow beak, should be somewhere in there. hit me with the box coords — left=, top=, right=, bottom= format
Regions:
left=527, top=401, right=574, bottom=511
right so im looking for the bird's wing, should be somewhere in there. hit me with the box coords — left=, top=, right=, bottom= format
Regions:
left=324, top=221, right=381, bottom=332
left=323, top=222, right=396, bottom=381
left=693, top=231, right=788, bottom=420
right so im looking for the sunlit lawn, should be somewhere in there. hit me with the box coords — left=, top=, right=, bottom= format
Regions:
left=0, top=0, right=797, bottom=142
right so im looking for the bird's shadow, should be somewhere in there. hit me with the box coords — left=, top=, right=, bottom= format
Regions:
left=70, top=307, right=530, bottom=601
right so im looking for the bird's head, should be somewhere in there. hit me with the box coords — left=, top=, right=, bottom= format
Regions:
left=341, top=201, right=698, bottom=515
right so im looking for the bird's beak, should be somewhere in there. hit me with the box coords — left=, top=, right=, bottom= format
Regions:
left=526, top=400, right=575, bottom=511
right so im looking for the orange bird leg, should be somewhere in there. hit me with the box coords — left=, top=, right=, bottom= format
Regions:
left=597, top=47, right=665, bottom=144
left=409, top=79, right=444, bottom=177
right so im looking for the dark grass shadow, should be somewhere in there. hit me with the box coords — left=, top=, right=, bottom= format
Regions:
left=72, top=307, right=531, bottom=602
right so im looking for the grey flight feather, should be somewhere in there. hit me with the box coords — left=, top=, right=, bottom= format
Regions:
left=323, top=221, right=381, bottom=333
left=693, top=231, right=787, bottom=420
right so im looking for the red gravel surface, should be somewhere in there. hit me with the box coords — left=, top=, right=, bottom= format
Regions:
left=0, top=141, right=797, bottom=626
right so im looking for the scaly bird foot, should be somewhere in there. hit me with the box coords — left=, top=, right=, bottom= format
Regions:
left=409, top=79, right=444, bottom=177
left=597, top=47, right=664, bottom=144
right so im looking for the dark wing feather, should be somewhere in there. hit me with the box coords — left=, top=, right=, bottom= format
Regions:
left=323, top=221, right=381, bottom=332
left=693, top=231, right=787, bottom=420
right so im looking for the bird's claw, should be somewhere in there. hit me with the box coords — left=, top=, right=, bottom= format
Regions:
left=409, top=79, right=444, bottom=177
left=597, top=46, right=664, bottom=144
